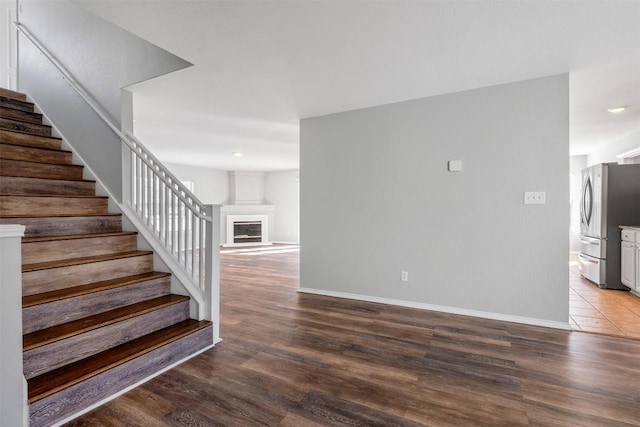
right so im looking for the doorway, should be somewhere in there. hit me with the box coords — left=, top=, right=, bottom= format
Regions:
left=569, top=149, right=640, bottom=339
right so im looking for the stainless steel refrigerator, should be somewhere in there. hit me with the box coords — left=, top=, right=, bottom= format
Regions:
left=578, top=163, right=640, bottom=289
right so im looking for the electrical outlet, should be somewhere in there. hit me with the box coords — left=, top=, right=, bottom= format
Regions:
left=524, top=191, right=546, bottom=205
left=401, top=271, right=409, bottom=282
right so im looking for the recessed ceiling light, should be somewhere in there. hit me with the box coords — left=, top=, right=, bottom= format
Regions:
left=232, top=152, right=243, bottom=157
left=607, top=106, right=627, bottom=113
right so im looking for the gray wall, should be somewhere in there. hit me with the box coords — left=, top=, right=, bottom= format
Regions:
left=301, top=74, right=570, bottom=325
left=18, top=0, right=191, bottom=201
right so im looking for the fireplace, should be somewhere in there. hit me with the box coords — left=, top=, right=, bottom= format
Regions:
left=233, top=221, right=262, bottom=243
left=225, top=214, right=270, bottom=246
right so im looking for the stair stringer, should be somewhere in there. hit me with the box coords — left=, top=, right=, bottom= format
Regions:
left=32, top=101, right=221, bottom=343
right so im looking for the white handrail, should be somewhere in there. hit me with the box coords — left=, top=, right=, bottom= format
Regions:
left=14, top=22, right=215, bottom=298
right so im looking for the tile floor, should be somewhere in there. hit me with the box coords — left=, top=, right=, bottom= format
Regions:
left=570, top=257, right=640, bottom=339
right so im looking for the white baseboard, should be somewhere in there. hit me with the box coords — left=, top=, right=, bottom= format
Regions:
left=298, top=288, right=571, bottom=331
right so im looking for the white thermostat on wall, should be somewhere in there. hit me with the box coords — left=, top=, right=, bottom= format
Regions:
left=448, top=160, right=463, bottom=172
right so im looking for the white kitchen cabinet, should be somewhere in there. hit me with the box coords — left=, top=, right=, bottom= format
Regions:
left=620, top=228, right=639, bottom=293
left=621, top=241, right=636, bottom=289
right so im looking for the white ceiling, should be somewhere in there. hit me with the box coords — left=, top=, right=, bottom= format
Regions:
left=76, top=0, right=640, bottom=171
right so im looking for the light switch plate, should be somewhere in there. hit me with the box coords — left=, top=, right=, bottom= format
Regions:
left=524, top=191, right=546, bottom=204
left=448, top=160, right=462, bottom=172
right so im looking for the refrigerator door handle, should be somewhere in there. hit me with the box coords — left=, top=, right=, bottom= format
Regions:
left=579, top=237, right=600, bottom=245
left=580, top=179, right=584, bottom=224
left=579, top=254, right=599, bottom=264
left=582, top=176, right=593, bottom=227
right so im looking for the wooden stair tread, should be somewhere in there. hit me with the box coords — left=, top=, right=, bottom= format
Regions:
left=0, top=98, right=35, bottom=114
left=0, top=107, right=42, bottom=124
left=0, top=97, right=31, bottom=108
left=0, top=141, right=72, bottom=154
left=22, top=271, right=170, bottom=308
left=1, top=213, right=121, bottom=219
left=0, top=193, right=107, bottom=199
left=22, top=250, right=152, bottom=273
left=23, top=294, right=190, bottom=351
left=0, top=194, right=109, bottom=217
left=0, top=104, right=36, bottom=112
left=0, top=117, right=52, bottom=137
left=0, top=143, right=73, bottom=165
left=0, top=193, right=106, bottom=199
left=0, top=116, right=51, bottom=128
left=0, top=128, right=60, bottom=142
left=0, top=158, right=84, bottom=175
left=0, top=88, right=28, bottom=102
left=0, top=176, right=96, bottom=196
left=22, top=231, right=136, bottom=244
left=0, top=128, right=58, bottom=138
left=0, top=104, right=37, bottom=112
left=0, top=176, right=86, bottom=184
left=0, top=175, right=95, bottom=184
left=27, top=319, right=211, bottom=402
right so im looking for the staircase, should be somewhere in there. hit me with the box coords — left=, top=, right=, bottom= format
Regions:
left=0, top=88, right=214, bottom=427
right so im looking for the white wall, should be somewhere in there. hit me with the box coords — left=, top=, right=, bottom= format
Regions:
left=587, top=129, right=640, bottom=166
left=265, top=170, right=299, bottom=243
left=569, top=155, right=587, bottom=252
left=301, top=74, right=570, bottom=326
left=164, top=162, right=229, bottom=205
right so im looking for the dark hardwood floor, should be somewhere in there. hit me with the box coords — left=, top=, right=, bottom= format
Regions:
left=66, top=245, right=640, bottom=426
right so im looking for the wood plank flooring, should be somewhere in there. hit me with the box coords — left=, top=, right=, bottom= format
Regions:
left=66, top=245, right=640, bottom=426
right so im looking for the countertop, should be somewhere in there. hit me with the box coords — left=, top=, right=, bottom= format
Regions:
left=619, top=225, right=640, bottom=231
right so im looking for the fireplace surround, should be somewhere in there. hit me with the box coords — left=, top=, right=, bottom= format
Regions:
left=225, top=214, right=270, bottom=246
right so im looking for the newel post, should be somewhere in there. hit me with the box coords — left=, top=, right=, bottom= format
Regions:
left=0, top=225, right=28, bottom=426
left=120, top=90, right=134, bottom=207
left=204, top=205, right=221, bottom=343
